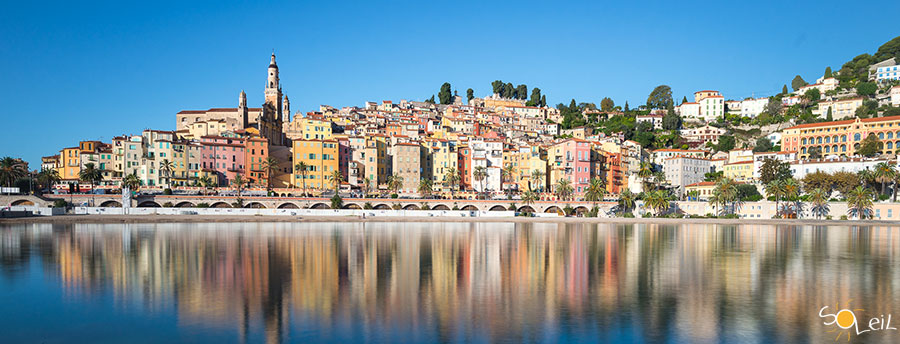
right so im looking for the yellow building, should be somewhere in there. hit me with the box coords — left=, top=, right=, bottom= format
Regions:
left=723, top=160, right=754, bottom=182
left=423, top=138, right=457, bottom=192
left=285, top=117, right=333, bottom=141
left=292, top=139, right=338, bottom=191
left=781, top=115, right=900, bottom=159
left=505, top=147, right=547, bottom=191
left=59, top=147, right=81, bottom=181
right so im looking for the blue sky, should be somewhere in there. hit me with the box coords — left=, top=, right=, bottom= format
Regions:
left=2, top=0, right=899, bottom=167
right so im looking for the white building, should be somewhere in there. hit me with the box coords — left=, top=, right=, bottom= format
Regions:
left=698, top=96, right=724, bottom=121
left=875, top=64, right=900, bottom=83
left=662, top=155, right=712, bottom=197
left=789, top=157, right=893, bottom=181
left=891, top=85, right=900, bottom=107
left=636, top=114, right=663, bottom=129
left=650, top=148, right=705, bottom=166
left=680, top=124, right=727, bottom=145
left=740, top=98, right=769, bottom=118
left=675, top=102, right=700, bottom=118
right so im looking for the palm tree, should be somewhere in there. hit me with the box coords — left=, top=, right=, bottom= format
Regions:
left=232, top=174, right=246, bottom=200
left=329, top=170, right=344, bottom=194
left=857, top=169, right=875, bottom=190
left=554, top=178, right=573, bottom=201
left=472, top=166, right=487, bottom=199
left=261, top=156, right=280, bottom=193
left=0, top=157, right=26, bottom=195
left=362, top=177, right=373, bottom=198
left=123, top=172, right=142, bottom=194
left=160, top=159, right=175, bottom=188
left=685, top=190, right=700, bottom=201
left=445, top=167, right=460, bottom=199
left=522, top=190, right=537, bottom=210
left=295, top=161, right=310, bottom=196
left=874, top=162, right=897, bottom=198
left=782, top=178, right=801, bottom=218
left=501, top=163, right=515, bottom=185
left=386, top=175, right=402, bottom=195
left=584, top=177, right=606, bottom=204
left=638, top=161, right=653, bottom=192
left=766, top=179, right=785, bottom=217
left=846, top=186, right=874, bottom=220
left=197, top=175, right=213, bottom=195
left=79, top=163, right=103, bottom=206
left=418, top=178, right=433, bottom=198
left=644, top=189, right=671, bottom=216
left=808, top=188, right=830, bottom=219
left=530, top=169, right=544, bottom=192
left=36, top=168, right=60, bottom=194
left=714, top=177, right=739, bottom=215
left=617, top=189, right=636, bottom=216
left=652, top=170, right=667, bottom=191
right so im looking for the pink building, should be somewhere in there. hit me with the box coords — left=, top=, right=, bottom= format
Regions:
left=550, top=139, right=592, bottom=194
left=200, top=135, right=246, bottom=186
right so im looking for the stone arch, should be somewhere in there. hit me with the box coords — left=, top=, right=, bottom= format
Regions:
left=517, top=205, right=535, bottom=213
left=310, top=203, right=329, bottom=209
left=211, top=202, right=231, bottom=208
left=544, top=205, right=562, bottom=214
left=574, top=206, right=590, bottom=216
left=461, top=205, right=479, bottom=211
left=245, top=202, right=266, bottom=208
left=137, top=201, right=161, bottom=208
left=374, top=204, right=391, bottom=210
left=11, top=199, right=34, bottom=206
left=343, top=203, right=361, bottom=209
left=432, top=204, right=450, bottom=210
left=278, top=202, right=299, bottom=209
left=403, top=204, right=420, bottom=210
left=489, top=205, right=507, bottom=211
left=100, top=200, right=122, bottom=207
left=175, top=201, right=194, bottom=208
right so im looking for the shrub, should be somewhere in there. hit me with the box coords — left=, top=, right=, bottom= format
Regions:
left=840, top=215, right=848, bottom=220
left=163, top=188, right=173, bottom=195
left=196, top=202, right=210, bottom=208
left=391, top=193, right=399, bottom=199
left=508, top=203, right=517, bottom=211
left=162, top=202, right=174, bottom=208
left=392, top=203, right=402, bottom=210
left=563, top=205, right=575, bottom=216
left=622, top=212, right=634, bottom=218
left=720, top=214, right=739, bottom=219
left=363, top=202, right=373, bottom=209
left=826, top=215, right=833, bottom=220
left=52, top=199, right=68, bottom=208
left=878, top=194, right=890, bottom=201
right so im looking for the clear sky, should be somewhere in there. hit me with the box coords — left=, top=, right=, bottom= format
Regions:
left=2, top=0, right=899, bottom=167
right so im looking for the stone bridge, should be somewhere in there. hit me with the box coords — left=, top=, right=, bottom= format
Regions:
left=1, top=194, right=616, bottom=215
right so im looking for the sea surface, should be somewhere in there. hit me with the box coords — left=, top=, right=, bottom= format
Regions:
left=1, top=222, right=898, bottom=343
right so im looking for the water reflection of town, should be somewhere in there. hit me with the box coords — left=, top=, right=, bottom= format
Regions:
left=2, top=222, right=899, bottom=343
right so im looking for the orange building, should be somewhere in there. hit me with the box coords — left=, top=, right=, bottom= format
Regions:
left=244, top=137, right=269, bottom=187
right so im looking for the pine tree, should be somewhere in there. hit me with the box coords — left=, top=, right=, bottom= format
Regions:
left=782, top=84, right=789, bottom=95
left=824, top=66, right=833, bottom=78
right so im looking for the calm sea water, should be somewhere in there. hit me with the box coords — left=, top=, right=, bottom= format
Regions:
left=1, top=222, right=898, bottom=343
